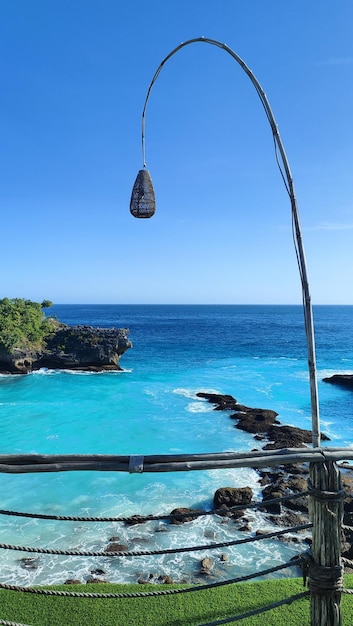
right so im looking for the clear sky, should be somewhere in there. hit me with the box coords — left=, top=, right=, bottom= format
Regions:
left=1, top=0, right=352, bottom=304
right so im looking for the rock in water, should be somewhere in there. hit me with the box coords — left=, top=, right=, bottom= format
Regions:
left=323, top=374, right=353, bottom=389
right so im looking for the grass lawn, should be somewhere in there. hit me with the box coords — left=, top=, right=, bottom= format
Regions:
left=0, top=576, right=353, bottom=626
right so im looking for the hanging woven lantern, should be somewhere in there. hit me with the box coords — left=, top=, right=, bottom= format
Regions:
left=130, top=169, right=156, bottom=218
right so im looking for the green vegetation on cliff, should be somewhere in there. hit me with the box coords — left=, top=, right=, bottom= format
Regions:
left=0, top=298, right=55, bottom=354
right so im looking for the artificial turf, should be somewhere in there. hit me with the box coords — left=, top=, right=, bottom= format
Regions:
left=0, top=576, right=353, bottom=626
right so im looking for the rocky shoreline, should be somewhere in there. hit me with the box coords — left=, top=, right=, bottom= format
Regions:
left=131, top=391, right=353, bottom=584
left=14, top=383, right=353, bottom=585
left=48, top=390, right=352, bottom=585
left=182, top=392, right=353, bottom=577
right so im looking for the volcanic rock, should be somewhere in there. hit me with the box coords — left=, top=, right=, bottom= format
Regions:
left=170, top=508, right=204, bottom=524
left=86, top=577, right=105, bottom=584
left=196, top=392, right=238, bottom=410
left=213, top=486, right=253, bottom=518
left=104, top=542, right=128, bottom=553
left=268, top=510, right=308, bottom=527
left=232, top=407, right=279, bottom=434
left=64, top=579, right=82, bottom=585
left=0, top=323, right=132, bottom=374
left=323, top=374, right=353, bottom=389
left=199, top=557, right=214, bottom=575
left=263, top=425, right=329, bottom=450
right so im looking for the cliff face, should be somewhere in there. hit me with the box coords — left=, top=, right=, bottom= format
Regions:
left=0, top=324, right=132, bottom=374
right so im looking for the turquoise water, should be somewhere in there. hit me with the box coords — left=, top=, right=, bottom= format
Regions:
left=0, top=304, right=352, bottom=585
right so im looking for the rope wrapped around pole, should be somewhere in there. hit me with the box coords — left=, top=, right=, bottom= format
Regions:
left=308, top=461, right=344, bottom=625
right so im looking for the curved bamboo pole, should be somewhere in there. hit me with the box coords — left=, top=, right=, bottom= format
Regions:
left=140, top=37, right=320, bottom=448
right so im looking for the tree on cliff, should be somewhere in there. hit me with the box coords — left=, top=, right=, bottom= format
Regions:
left=41, top=299, right=53, bottom=309
left=0, top=298, right=56, bottom=354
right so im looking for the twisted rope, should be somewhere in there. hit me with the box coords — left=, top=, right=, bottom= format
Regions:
left=0, top=490, right=310, bottom=523
left=301, top=552, right=344, bottom=595
left=0, top=622, right=31, bottom=626
left=307, top=479, right=345, bottom=504
left=0, top=557, right=301, bottom=598
left=0, top=524, right=311, bottom=558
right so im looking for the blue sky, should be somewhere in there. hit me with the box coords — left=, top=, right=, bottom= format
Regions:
left=1, top=1, right=352, bottom=304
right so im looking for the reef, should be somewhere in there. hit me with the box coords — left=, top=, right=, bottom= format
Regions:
left=322, top=374, right=353, bottom=389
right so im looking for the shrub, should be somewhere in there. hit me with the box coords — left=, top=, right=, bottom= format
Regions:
left=0, top=298, right=56, bottom=354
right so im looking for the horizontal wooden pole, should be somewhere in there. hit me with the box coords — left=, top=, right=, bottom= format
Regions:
left=0, top=447, right=353, bottom=474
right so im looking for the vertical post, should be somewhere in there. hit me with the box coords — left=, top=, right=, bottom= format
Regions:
left=309, top=461, right=344, bottom=625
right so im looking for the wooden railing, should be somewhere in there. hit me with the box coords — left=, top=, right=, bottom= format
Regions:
left=0, top=447, right=352, bottom=625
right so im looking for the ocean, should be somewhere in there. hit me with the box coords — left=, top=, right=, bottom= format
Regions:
left=0, top=304, right=352, bottom=586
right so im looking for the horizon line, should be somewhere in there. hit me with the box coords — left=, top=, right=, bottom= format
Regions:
left=48, top=302, right=353, bottom=307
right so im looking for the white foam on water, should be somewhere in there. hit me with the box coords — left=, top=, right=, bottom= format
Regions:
left=0, top=487, right=306, bottom=584
left=185, top=402, right=215, bottom=414
left=173, top=387, right=220, bottom=399
left=30, top=368, right=52, bottom=375
left=0, top=499, right=304, bottom=586
left=254, top=382, right=283, bottom=398
left=0, top=452, right=294, bottom=586
left=0, top=335, right=328, bottom=584
left=318, top=368, right=353, bottom=379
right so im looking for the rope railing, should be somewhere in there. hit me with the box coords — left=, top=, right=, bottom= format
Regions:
left=0, top=523, right=312, bottom=557
left=0, top=621, right=31, bottom=626
left=0, top=489, right=311, bottom=522
left=0, top=557, right=302, bottom=598
left=0, top=451, right=352, bottom=625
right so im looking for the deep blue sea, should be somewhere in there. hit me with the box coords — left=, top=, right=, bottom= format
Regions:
left=0, top=304, right=353, bottom=586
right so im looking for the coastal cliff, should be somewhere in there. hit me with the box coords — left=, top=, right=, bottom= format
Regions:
left=0, top=323, right=132, bottom=374
left=0, top=298, right=132, bottom=374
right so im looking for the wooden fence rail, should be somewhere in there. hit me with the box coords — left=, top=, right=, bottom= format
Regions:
left=0, top=448, right=351, bottom=625
left=0, top=446, right=353, bottom=473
